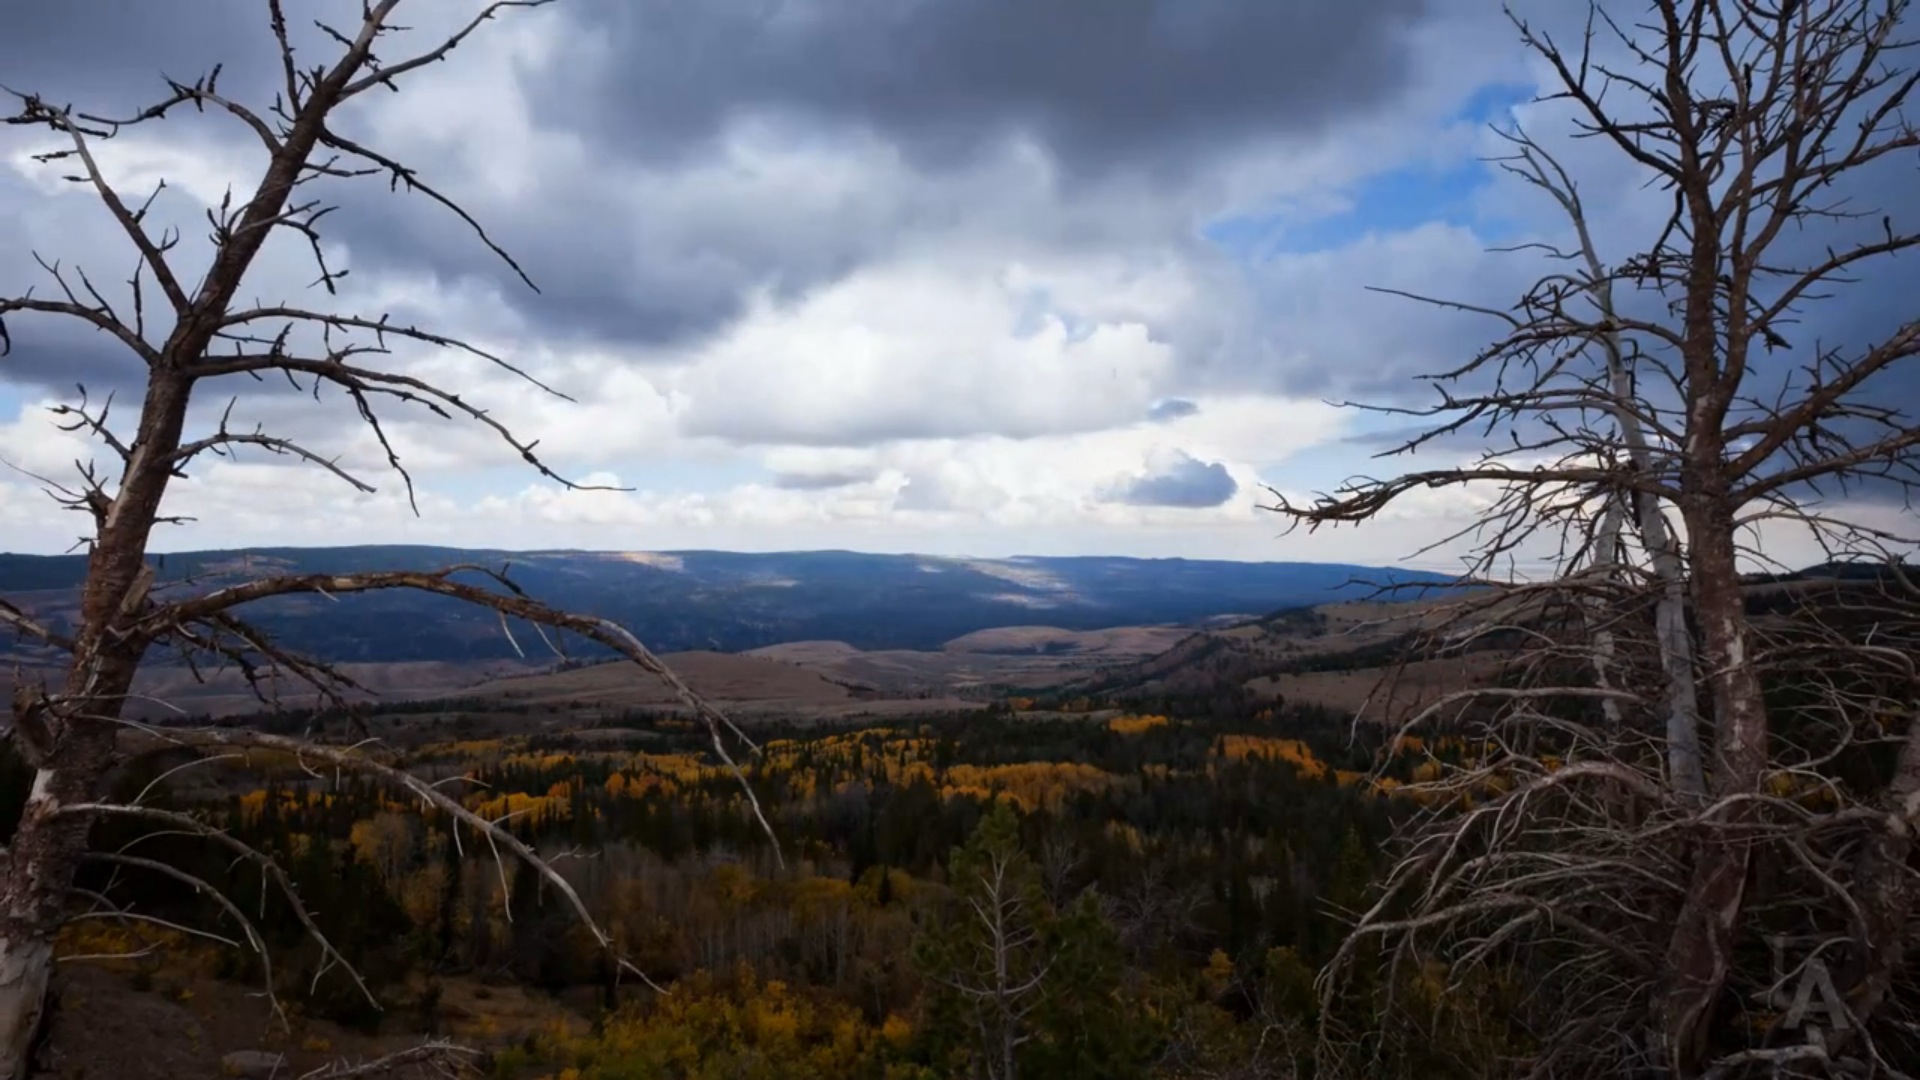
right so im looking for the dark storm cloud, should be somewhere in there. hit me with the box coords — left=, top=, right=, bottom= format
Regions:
left=345, top=0, right=1433, bottom=350
left=1, top=0, right=1436, bottom=361
left=0, top=173, right=151, bottom=397
left=543, top=0, right=1428, bottom=174
left=331, top=172, right=874, bottom=350
left=1108, top=451, right=1237, bottom=508
left=0, top=4, right=274, bottom=104
left=0, top=325, right=146, bottom=399
left=4, top=0, right=1430, bottom=170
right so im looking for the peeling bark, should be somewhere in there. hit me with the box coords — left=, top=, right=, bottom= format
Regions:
left=0, top=937, right=53, bottom=1076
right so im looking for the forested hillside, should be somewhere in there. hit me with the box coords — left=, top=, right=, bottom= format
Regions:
left=2, top=695, right=1485, bottom=1078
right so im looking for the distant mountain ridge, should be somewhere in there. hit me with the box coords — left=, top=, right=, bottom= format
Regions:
left=0, top=545, right=1451, bottom=663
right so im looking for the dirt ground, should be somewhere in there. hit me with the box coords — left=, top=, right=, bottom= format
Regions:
left=475, top=649, right=858, bottom=707
left=32, top=965, right=582, bottom=1080
left=1246, top=653, right=1514, bottom=725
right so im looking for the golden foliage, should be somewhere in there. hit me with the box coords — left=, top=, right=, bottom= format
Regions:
left=1108, top=713, right=1171, bottom=736
left=1104, top=820, right=1146, bottom=854
left=1201, top=949, right=1235, bottom=1000
left=533, top=967, right=899, bottom=1079
left=348, top=811, right=422, bottom=886
left=471, top=790, right=572, bottom=825
left=1214, top=736, right=1329, bottom=780
left=940, top=761, right=1117, bottom=811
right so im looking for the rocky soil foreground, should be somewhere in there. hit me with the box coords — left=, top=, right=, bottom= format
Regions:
left=36, top=965, right=577, bottom=1080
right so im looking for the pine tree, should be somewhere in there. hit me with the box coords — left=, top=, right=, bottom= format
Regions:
left=913, top=803, right=1146, bottom=1080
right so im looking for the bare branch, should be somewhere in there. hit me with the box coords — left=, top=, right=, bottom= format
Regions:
left=297, top=1042, right=478, bottom=1080
left=0, top=296, right=160, bottom=365
left=142, top=564, right=784, bottom=853
left=339, top=2, right=557, bottom=100
left=169, top=429, right=376, bottom=494
left=0, top=600, right=73, bottom=653
left=83, top=852, right=289, bottom=1028
left=61, top=802, right=377, bottom=1010
left=1, top=92, right=191, bottom=313
left=159, top=725, right=670, bottom=993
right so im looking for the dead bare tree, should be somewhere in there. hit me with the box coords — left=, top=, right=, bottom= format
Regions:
left=0, top=4, right=773, bottom=1077
left=1270, top=1, right=1920, bottom=1076
left=919, top=805, right=1060, bottom=1080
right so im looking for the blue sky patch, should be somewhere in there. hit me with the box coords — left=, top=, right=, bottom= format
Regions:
left=1203, top=80, right=1538, bottom=262
left=1203, top=155, right=1491, bottom=261
left=1453, top=81, right=1537, bottom=127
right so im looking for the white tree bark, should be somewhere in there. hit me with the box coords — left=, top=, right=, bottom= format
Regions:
left=1554, top=152, right=1708, bottom=801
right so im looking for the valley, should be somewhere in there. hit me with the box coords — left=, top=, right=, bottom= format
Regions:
left=4, top=547, right=1907, bottom=1079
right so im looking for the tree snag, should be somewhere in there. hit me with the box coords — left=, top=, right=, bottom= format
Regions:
left=1275, top=1, right=1919, bottom=1075
left=0, top=4, right=771, bottom=1076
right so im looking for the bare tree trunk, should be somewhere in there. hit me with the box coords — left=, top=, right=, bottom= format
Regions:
left=1576, top=217, right=1705, bottom=801
left=0, top=937, right=52, bottom=1077
left=1644, top=519, right=1705, bottom=801
left=990, top=857, right=1021, bottom=1080
left=1615, top=381, right=1706, bottom=804
left=1657, top=499, right=1769, bottom=1074
left=0, top=724, right=122, bottom=1075
left=0, top=369, right=188, bottom=1075
left=1651, top=99, right=1768, bottom=1064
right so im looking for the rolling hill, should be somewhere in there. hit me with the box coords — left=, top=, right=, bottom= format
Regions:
left=1064, top=561, right=1920, bottom=723
left=0, top=546, right=1451, bottom=665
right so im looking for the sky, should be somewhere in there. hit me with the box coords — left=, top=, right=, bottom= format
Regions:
left=0, top=0, right=1912, bottom=571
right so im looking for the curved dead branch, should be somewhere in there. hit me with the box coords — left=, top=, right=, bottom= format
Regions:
left=59, top=802, right=376, bottom=1008
left=297, top=1041, right=478, bottom=1080
left=159, top=725, right=668, bottom=993
left=82, top=851, right=289, bottom=1027
left=134, top=564, right=781, bottom=855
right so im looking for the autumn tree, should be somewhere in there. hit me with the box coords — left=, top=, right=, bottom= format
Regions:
left=0, top=3, right=768, bottom=1076
left=1274, top=0, right=1920, bottom=1076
